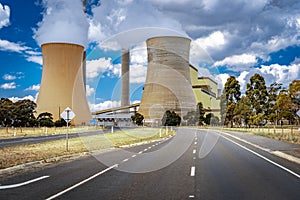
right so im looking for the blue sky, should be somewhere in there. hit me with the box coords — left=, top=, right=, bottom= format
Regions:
left=0, top=0, right=299, bottom=111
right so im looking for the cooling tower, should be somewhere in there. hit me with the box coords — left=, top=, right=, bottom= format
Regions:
left=36, top=43, right=91, bottom=125
left=138, top=36, right=196, bottom=123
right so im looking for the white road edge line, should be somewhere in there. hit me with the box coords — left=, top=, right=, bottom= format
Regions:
left=0, top=176, right=50, bottom=190
left=190, top=166, right=195, bottom=177
left=46, top=164, right=118, bottom=200
left=221, top=135, right=300, bottom=179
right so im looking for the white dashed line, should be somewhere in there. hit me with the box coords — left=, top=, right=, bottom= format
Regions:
left=189, top=195, right=195, bottom=198
left=131, top=155, right=136, bottom=158
left=144, top=148, right=148, bottom=151
left=194, top=142, right=197, bottom=145
left=193, top=157, right=196, bottom=160
left=193, top=150, right=196, bottom=154
left=190, top=166, right=195, bottom=176
left=138, top=151, right=143, bottom=154
left=46, top=164, right=118, bottom=200
left=122, top=158, right=129, bottom=162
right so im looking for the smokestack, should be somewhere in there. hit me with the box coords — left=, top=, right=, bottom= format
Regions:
left=36, top=43, right=91, bottom=125
left=138, top=36, right=196, bottom=123
left=82, top=0, right=87, bottom=91
left=121, top=49, right=130, bottom=107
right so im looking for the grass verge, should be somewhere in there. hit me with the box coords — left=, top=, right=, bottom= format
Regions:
left=0, top=127, right=175, bottom=169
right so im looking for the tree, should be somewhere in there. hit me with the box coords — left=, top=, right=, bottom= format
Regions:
left=0, top=98, right=14, bottom=127
left=162, top=110, right=181, bottom=126
left=183, top=102, right=206, bottom=126
left=37, top=112, right=54, bottom=127
left=266, top=82, right=282, bottom=124
left=246, top=73, right=268, bottom=115
left=54, top=118, right=67, bottom=127
left=275, top=90, right=294, bottom=125
left=13, top=99, right=37, bottom=127
left=222, top=76, right=241, bottom=127
left=204, top=113, right=219, bottom=125
left=246, top=73, right=268, bottom=126
left=234, top=96, right=251, bottom=127
left=131, top=113, right=144, bottom=126
left=289, top=80, right=300, bottom=124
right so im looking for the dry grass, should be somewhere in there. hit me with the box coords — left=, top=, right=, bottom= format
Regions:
left=0, top=127, right=175, bottom=169
left=222, top=126, right=300, bottom=144
left=0, top=126, right=103, bottom=139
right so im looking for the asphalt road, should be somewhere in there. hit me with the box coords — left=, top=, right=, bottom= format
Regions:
left=0, top=128, right=299, bottom=200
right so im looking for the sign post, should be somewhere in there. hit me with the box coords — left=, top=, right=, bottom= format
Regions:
left=61, top=107, right=76, bottom=152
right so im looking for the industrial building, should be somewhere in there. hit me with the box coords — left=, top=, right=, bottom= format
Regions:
left=36, top=43, right=91, bottom=125
left=189, top=65, right=221, bottom=119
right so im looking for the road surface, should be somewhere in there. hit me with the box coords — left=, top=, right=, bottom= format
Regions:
left=0, top=128, right=299, bottom=200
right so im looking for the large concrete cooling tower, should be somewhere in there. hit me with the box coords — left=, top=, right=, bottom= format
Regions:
left=138, top=36, right=196, bottom=124
left=36, top=43, right=91, bottom=125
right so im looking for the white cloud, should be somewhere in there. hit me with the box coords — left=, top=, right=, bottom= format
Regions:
left=26, top=56, right=43, bottom=65
left=25, top=84, right=40, bottom=91
left=236, top=63, right=300, bottom=93
left=9, top=95, right=36, bottom=103
left=34, top=0, right=89, bottom=48
left=130, top=64, right=147, bottom=84
left=3, top=74, right=16, bottom=81
left=215, top=73, right=230, bottom=89
left=237, top=71, right=250, bottom=92
left=213, top=54, right=258, bottom=71
left=1, top=82, right=16, bottom=89
left=86, top=85, right=95, bottom=97
left=0, top=3, right=10, bottom=29
left=0, top=39, right=29, bottom=53
left=194, top=31, right=226, bottom=51
left=89, top=100, right=121, bottom=112
left=86, top=57, right=114, bottom=79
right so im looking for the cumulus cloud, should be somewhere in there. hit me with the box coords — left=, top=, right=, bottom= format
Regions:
left=213, top=54, right=258, bottom=71
left=34, top=0, right=89, bottom=48
left=236, top=63, right=300, bottom=93
left=3, top=74, right=16, bottom=81
left=0, top=3, right=10, bottom=29
left=9, top=95, right=36, bottom=103
left=25, top=84, right=40, bottom=91
left=86, top=84, right=95, bottom=97
left=0, top=39, right=29, bottom=52
left=129, top=64, right=147, bottom=84
left=1, top=82, right=16, bottom=89
left=89, top=100, right=121, bottom=112
left=86, top=57, right=114, bottom=79
left=26, top=55, right=43, bottom=65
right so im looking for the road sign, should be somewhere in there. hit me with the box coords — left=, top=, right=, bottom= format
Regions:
left=297, top=110, right=300, bottom=117
left=60, top=107, right=76, bottom=123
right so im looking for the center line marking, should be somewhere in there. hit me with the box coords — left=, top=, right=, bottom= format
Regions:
left=194, top=142, right=197, bottom=145
left=131, top=155, right=136, bottom=158
left=190, top=166, right=195, bottom=176
left=144, top=148, right=148, bottom=151
left=138, top=151, right=143, bottom=154
left=193, top=150, right=196, bottom=154
left=189, top=195, right=195, bottom=198
left=46, top=164, right=118, bottom=200
left=123, top=158, right=129, bottom=162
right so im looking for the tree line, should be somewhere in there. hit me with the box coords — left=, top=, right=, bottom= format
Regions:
left=0, top=98, right=66, bottom=128
left=221, top=73, right=299, bottom=127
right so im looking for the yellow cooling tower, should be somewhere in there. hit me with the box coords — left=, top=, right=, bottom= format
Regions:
left=36, top=43, right=91, bottom=125
left=138, top=36, right=196, bottom=123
